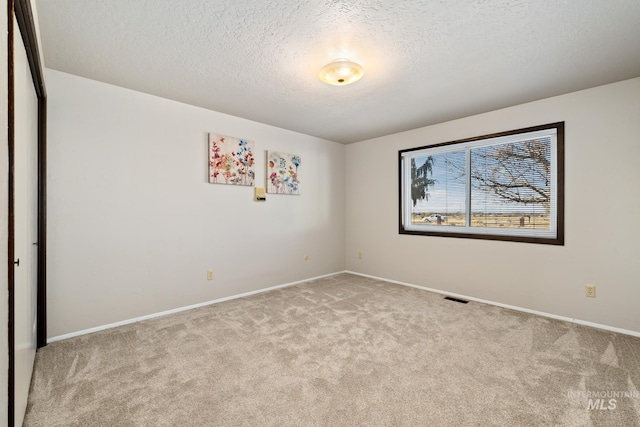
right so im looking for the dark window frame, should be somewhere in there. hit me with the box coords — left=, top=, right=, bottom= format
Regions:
left=398, top=122, right=564, bottom=245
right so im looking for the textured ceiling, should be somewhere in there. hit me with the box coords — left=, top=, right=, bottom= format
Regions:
left=35, top=0, right=640, bottom=144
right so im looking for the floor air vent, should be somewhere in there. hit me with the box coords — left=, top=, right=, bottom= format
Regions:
left=444, top=296, right=469, bottom=304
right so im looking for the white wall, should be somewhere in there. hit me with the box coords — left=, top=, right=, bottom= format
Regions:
left=47, top=69, right=345, bottom=338
left=46, top=69, right=640, bottom=337
left=346, top=77, right=640, bottom=333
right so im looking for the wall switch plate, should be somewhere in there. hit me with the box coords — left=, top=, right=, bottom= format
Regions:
left=585, top=284, right=596, bottom=298
left=207, top=270, right=214, bottom=280
left=358, top=251, right=363, bottom=259
left=304, top=255, right=309, bottom=261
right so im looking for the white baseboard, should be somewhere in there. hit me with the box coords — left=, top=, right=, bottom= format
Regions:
left=345, top=270, right=640, bottom=339
left=47, top=271, right=344, bottom=343
left=49, top=270, right=640, bottom=343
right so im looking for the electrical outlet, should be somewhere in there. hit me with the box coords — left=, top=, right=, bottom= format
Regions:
left=358, top=251, right=363, bottom=259
left=207, top=270, right=214, bottom=280
left=585, top=284, right=596, bottom=298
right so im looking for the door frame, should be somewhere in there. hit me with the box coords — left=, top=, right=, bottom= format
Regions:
left=7, top=0, right=47, bottom=424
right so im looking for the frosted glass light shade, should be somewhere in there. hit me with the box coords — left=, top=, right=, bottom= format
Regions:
left=318, top=59, right=364, bottom=85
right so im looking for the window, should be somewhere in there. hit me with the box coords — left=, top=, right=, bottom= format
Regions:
left=399, top=122, right=564, bottom=245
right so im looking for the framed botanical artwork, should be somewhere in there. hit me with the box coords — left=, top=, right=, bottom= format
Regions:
left=267, top=151, right=301, bottom=195
left=208, top=133, right=255, bottom=186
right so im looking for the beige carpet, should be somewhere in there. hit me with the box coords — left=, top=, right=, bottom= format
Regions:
left=24, top=273, right=640, bottom=426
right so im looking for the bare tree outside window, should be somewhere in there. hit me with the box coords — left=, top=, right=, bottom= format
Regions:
left=469, top=139, right=550, bottom=207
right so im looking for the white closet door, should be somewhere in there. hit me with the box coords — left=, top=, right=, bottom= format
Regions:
left=13, top=14, right=39, bottom=427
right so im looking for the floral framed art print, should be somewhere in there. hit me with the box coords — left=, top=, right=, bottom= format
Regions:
left=267, top=151, right=301, bottom=195
left=208, top=133, right=255, bottom=186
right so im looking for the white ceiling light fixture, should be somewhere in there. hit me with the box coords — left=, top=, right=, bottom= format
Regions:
left=318, top=59, right=364, bottom=86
